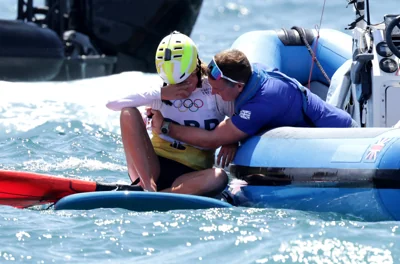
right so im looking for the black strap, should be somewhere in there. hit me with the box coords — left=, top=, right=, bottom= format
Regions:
left=346, top=15, right=365, bottom=30
left=95, top=182, right=143, bottom=192
left=131, top=177, right=140, bottom=185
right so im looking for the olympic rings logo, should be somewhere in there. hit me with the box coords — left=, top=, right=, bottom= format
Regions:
left=173, top=99, right=204, bottom=112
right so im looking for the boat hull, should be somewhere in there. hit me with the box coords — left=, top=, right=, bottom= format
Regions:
left=0, top=0, right=204, bottom=81
left=227, top=184, right=399, bottom=221
left=228, top=126, right=400, bottom=221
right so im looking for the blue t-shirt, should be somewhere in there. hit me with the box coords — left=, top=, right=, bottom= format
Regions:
left=232, top=64, right=352, bottom=136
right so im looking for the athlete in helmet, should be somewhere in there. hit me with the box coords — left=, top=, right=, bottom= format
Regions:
left=155, top=30, right=199, bottom=85
left=106, top=31, right=236, bottom=196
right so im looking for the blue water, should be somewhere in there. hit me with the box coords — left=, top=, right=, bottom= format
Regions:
left=1, top=0, right=400, bottom=263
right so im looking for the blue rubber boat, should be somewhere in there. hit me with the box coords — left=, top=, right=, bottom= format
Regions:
left=225, top=27, right=400, bottom=221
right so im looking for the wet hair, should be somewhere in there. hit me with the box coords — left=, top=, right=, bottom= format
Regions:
left=213, top=49, right=252, bottom=84
left=196, top=56, right=208, bottom=87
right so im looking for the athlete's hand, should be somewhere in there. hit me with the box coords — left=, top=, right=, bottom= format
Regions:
left=150, top=109, right=164, bottom=134
left=217, top=142, right=238, bottom=168
left=141, top=107, right=152, bottom=124
left=161, top=82, right=192, bottom=100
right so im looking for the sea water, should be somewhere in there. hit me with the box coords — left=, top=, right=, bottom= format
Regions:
left=0, top=0, right=399, bottom=263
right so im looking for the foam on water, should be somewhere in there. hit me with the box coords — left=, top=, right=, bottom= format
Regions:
left=0, top=71, right=158, bottom=135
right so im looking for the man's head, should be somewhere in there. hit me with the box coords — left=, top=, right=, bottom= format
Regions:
left=207, top=49, right=252, bottom=101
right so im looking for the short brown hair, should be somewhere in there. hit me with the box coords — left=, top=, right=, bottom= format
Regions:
left=214, top=49, right=252, bottom=84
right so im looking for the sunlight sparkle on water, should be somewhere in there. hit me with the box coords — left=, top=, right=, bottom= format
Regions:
left=274, top=238, right=393, bottom=264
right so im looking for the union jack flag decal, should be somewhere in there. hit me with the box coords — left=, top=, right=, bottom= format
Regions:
left=365, top=137, right=392, bottom=161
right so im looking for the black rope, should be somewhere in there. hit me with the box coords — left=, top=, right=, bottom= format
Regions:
left=291, top=26, right=331, bottom=85
left=345, top=0, right=368, bottom=29
left=346, top=15, right=365, bottom=30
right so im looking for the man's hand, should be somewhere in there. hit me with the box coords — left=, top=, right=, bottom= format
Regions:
left=151, top=109, right=164, bottom=134
left=217, top=142, right=238, bottom=168
left=161, top=82, right=192, bottom=100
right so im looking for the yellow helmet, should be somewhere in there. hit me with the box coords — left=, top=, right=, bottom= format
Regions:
left=155, top=31, right=198, bottom=84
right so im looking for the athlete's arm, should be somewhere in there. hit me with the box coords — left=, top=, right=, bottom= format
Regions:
left=106, top=85, right=162, bottom=111
left=106, top=83, right=191, bottom=111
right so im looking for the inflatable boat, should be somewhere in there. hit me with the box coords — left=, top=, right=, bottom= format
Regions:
left=227, top=126, right=400, bottom=221
left=224, top=7, right=400, bottom=221
left=0, top=0, right=203, bottom=81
